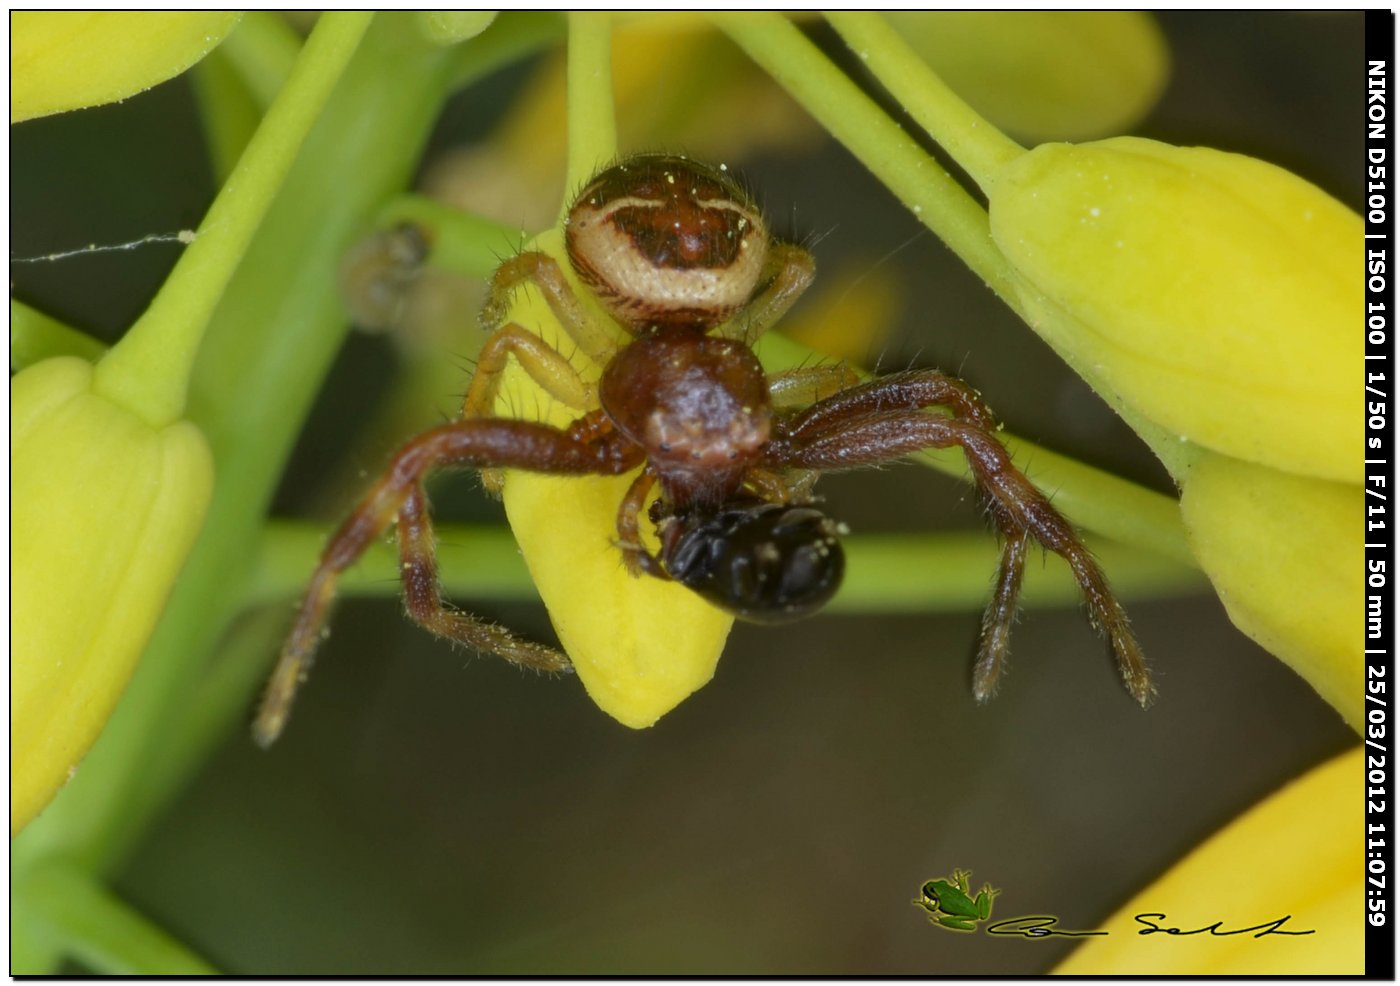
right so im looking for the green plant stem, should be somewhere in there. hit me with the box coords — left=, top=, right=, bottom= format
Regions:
left=717, top=13, right=1018, bottom=306
left=246, top=520, right=1203, bottom=614
left=564, top=12, right=617, bottom=209
left=218, top=10, right=304, bottom=110
left=125, top=608, right=292, bottom=852
left=17, top=861, right=217, bottom=975
left=444, top=11, right=564, bottom=90
left=245, top=520, right=534, bottom=608
left=12, top=14, right=562, bottom=886
left=721, top=13, right=1200, bottom=504
left=189, top=49, right=262, bottom=184
left=10, top=299, right=107, bottom=370
left=416, top=11, right=500, bottom=47
left=375, top=194, right=525, bottom=277
left=824, top=12, right=1024, bottom=192
left=18, top=13, right=565, bottom=883
left=92, top=11, right=373, bottom=428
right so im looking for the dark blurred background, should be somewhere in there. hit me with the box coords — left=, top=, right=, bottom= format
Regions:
left=11, top=12, right=1362, bottom=974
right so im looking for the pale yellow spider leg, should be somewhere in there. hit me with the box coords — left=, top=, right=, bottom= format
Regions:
left=766, top=362, right=863, bottom=413
left=716, top=241, right=816, bottom=343
left=462, top=323, right=593, bottom=495
left=481, top=249, right=619, bottom=366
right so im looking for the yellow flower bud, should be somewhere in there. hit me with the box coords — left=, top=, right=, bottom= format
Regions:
left=1058, top=746, right=1362, bottom=974
left=496, top=231, right=734, bottom=729
left=415, top=12, right=496, bottom=47
left=988, top=136, right=1360, bottom=483
left=1180, top=452, right=1361, bottom=730
left=886, top=12, right=1168, bottom=141
left=11, top=12, right=242, bottom=123
left=12, top=357, right=213, bottom=834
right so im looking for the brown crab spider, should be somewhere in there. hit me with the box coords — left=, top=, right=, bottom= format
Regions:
left=253, top=153, right=1153, bottom=746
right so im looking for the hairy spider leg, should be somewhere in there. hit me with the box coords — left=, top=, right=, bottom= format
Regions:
left=772, top=369, right=1040, bottom=696
left=780, top=369, right=1003, bottom=439
left=972, top=522, right=1030, bottom=701
left=459, top=324, right=594, bottom=420
left=253, top=412, right=643, bottom=747
left=459, top=322, right=597, bottom=496
left=767, top=362, right=862, bottom=413
left=480, top=250, right=619, bottom=363
left=716, top=241, right=815, bottom=344
left=764, top=407, right=1154, bottom=707
left=615, top=468, right=664, bottom=578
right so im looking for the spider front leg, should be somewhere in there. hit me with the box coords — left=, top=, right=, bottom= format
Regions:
left=468, top=250, right=617, bottom=494
left=717, top=241, right=815, bottom=344
left=459, top=323, right=595, bottom=495
left=254, top=413, right=642, bottom=747
left=765, top=395, right=1154, bottom=707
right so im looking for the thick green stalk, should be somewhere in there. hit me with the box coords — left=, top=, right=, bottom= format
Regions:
left=91, top=12, right=373, bottom=427
left=11, top=13, right=471, bottom=879
left=564, top=12, right=618, bottom=204
left=824, top=12, right=1024, bottom=191
left=18, top=862, right=217, bottom=975
left=717, top=13, right=1017, bottom=305
left=9, top=299, right=106, bottom=370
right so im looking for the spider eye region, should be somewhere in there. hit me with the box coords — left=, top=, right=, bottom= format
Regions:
left=566, top=154, right=770, bottom=331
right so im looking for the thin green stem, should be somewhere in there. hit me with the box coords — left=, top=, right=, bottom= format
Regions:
left=444, top=11, right=564, bottom=90
left=218, top=10, right=304, bottom=110
left=717, top=13, right=1018, bottom=306
left=246, top=520, right=1203, bottom=614
left=721, top=13, right=1202, bottom=492
left=824, top=12, right=1025, bottom=192
left=92, top=12, right=374, bottom=427
left=563, top=12, right=617, bottom=212
left=10, top=299, right=107, bottom=370
left=244, top=520, right=534, bottom=608
left=17, top=862, right=217, bottom=975
left=833, top=533, right=1203, bottom=612
left=375, top=194, right=525, bottom=278
left=189, top=49, right=262, bottom=184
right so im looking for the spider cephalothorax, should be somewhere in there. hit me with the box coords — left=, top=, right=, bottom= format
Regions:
left=254, top=153, right=1152, bottom=746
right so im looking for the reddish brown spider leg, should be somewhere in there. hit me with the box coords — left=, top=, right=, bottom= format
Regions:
left=972, top=525, right=1030, bottom=702
left=615, top=469, right=665, bottom=578
left=765, top=412, right=1154, bottom=707
left=253, top=413, right=642, bottom=748
left=782, top=369, right=1002, bottom=439
left=716, top=241, right=815, bottom=343
left=480, top=250, right=618, bottom=362
left=398, top=483, right=569, bottom=668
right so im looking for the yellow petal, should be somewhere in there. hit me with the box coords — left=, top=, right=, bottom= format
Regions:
left=1180, top=453, right=1361, bottom=730
left=12, top=11, right=242, bottom=123
left=12, top=357, right=213, bottom=833
left=887, top=12, right=1168, bottom=141
left=1057, top=747, right=1363, bottom=974
left=989, top=136, right=1360, bottom=483
left=495, top=231, right=734, bottom=728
